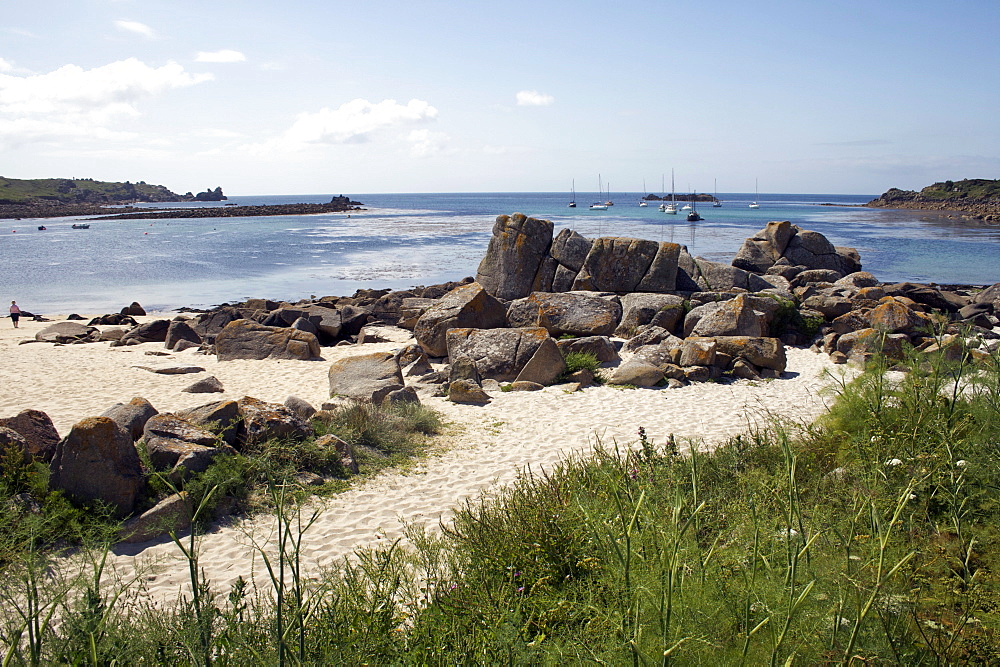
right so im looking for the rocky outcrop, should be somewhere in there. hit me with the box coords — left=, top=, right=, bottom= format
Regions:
left=446, top=327, right=562, bottom=383
left=215, top=320, right=321, bottom=361
left=49, top=417, right=143, bottom=517
left=476, top=213, right=554, bottom=299
left=733, top=221, right=861, bottom=278
left=413, top=282, right=507, bottom=357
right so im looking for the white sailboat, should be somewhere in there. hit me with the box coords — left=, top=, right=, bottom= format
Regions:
left=749, top=178, right=761, bottom=209
left=589, top=174, right=608, bottom=210
left=568, top=179, right=576, bottom=208
left=713, top=178, right=723, bottom=207
left=639, top=179, right=647, bottom=206
left=663, top=169, right=678, bottom=214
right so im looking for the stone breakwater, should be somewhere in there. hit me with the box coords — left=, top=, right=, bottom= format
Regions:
left=865, top=188, right=1000, bottom=223
left=90, top=201, right=363, bottom=221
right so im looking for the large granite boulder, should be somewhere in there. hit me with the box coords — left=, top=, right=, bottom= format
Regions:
left=868, top=298, right=931, bottom=334
left=712, top=336, right=787, bottom=372
left=446, top=327, right=558, bottom=382
left=175, top=400, right=241, bottom=447
left=682, top=256, right=776, bottom=292
left=165, top=320, right=201, bottom=351
left=0, top=409, right=60, bottom=462
left=102, top=397, right=159, bottom=442
left=49, top=417, right=143, bottom=517
left=121, top=319, right=171, bottom=344
left=35, top=321, right=97, bottom=343
left=511, top=337, right=565, bottom=385
left=572, top=237, right=660, bottom=292
left=686, top=295, right=769, bottom=338
left=550, top=228, right=593, bottom=292
left=215, top=320, right=321, bottom=361
left=328, top=351, right=405, bottom=404
left=0, top=428, right=30, bottom=464
left=142, top=414, right=226, bottom=475
left=191, top=307, right=245, bottom=338
left=476, top=213, right=554, bottom=300
left=237, top=396, right=314, bottom=446
left=507, top=292, right=622, bottom=337
left=607, top=360, right=664, bottom=387
left=413, top=282, right=507, bottom=357
left=635, top=242, right=683, bottom=292
left=617, top=293, right=686, bottom=337
left=732, top=221, right=795, bottom=273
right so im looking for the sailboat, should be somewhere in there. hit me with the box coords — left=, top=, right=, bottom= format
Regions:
left=605, top=182, right=613, bottom=207
left=713, top=178, right=723, bottom=207
left=568, top=179, right=576, bottom=208
left=749, top=179, right=761, bottom=209
left=589, top=175, right=608, bottom=210
left=686, top=193, right=702, bottom=222
left=639, top=179, right=647, bottom=206
left=663, top=169, right=678, bottom=214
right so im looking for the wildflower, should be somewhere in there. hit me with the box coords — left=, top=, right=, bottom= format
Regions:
left=885, top=458, right=903, bottom=466
left=517, top=586, right=525, bottom=593
left=909, top=493, right=918, bottom=501
left=956, top=460, right=968, bottom=468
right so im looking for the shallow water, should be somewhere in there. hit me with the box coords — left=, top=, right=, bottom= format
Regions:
left=2, top=192, right=998, bottom=313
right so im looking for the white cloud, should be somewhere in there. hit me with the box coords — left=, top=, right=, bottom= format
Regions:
left=408, top=129, right=448, bottom=157
left=0, top=58, right=12, bottom=73
left=247, top=98, right=438, bottom=154
left=115, top=20, right=156, bottom=39
left=0, top=58, right=212, bottom=148
left=516, top=90, right=554, bottom=106
left=0, top=58, right=212, bottom=116
left=195, top=49, right=247, bottom=63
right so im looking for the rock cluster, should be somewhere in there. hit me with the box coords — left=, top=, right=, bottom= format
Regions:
left=2, top=393, right=325, bottom=538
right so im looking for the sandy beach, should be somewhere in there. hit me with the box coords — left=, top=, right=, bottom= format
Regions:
left=1, top=313, right=852, bottom=605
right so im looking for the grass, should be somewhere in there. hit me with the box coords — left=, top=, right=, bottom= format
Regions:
left=1, top=337, right=999, bottom=662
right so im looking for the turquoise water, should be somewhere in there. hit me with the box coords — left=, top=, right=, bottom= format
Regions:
left=2, top=192, right=999, bottom=314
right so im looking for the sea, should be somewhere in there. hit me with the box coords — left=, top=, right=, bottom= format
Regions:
left=3, top=192, right=1000, bottom=314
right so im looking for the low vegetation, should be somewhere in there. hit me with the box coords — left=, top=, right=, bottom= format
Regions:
left=2, top=336, right=1000, bottom=662
left=920, top=178, right=1000, bottom=201
left=0, top=177, right=181, bottom=205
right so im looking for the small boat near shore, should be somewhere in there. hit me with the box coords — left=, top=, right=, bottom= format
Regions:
left=71, top=223, right=90, bottom=229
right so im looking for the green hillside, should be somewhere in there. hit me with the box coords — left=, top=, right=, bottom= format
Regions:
left=919, top=178, right=1000, bottom=201
left=0, top=177, right=182, bottom=205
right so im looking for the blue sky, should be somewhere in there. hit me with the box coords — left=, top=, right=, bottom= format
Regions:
left=2, top=0, right=999, bottom=196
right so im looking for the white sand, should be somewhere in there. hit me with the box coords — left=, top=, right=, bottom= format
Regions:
left=0, top=314, right=852, bottom=604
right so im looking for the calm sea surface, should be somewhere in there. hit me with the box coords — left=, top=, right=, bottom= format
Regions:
left=3, top=192, right=999, bottom=314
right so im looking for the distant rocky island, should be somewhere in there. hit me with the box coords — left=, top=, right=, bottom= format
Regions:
left=0, top=177, right=361, bottom=219
left=866, top=178, right=1000, bottom=223
left=642, top=193, right=718, bottom=203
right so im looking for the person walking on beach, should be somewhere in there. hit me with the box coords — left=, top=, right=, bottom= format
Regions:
left=9, top=301, right=21, bottom=328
